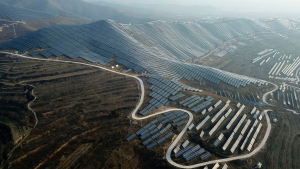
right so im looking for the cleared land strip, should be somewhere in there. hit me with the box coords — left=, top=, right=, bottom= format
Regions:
left=0, top=52, right=272, bottom=169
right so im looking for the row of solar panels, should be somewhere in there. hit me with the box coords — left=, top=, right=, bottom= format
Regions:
left=126, top=111, right=192, bottom=150
left=174, top=143, right=211, bottom=161
left=139, top=75, right=200, bottom=116
left=146, top=131, right=174, bottom=149
left=130, top=111, right=186, bottom=138
left=191, top=99, right=214, bottom=113
left=169, top=93, right=185, bottom=101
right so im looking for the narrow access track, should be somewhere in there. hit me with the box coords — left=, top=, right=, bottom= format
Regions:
left=0, top=51, right=273, bottom=169
left=166, top=110, right=272, bottom=168
left=1, top=84, right=38, bottom=169
left=294, top=67, right=300, bottom=84
left=262, top=81, right=279, bottom=107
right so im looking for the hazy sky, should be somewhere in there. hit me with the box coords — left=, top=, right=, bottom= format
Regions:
left=85, top=0, right=300, bottom=11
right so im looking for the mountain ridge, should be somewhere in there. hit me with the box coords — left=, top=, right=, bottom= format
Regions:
left=0, top=0, right=153, bottom=23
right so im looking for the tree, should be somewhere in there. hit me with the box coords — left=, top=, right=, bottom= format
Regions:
left=110, top=110, right=120, bottom=118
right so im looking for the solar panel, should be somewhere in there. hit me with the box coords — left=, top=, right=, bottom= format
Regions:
left=200, top=152, right=211, bottom=160
left=147, top=127, right=157, bottom=135
left=143, top=137, right=153, bottom=145
left=175, top=145, right=193, bottom=158
left=183, top=145, right=201, bottom=158
left=126, top=133, right=137, bottom=141
left=146, top=142, right=157, bottom=149
left=186, top=148, right=205, bottom=161
left=213, top=139, right=221, bottom=146
left=141, top=132, right=151, bottom=140
left=176, top=121, right=185, bottom=126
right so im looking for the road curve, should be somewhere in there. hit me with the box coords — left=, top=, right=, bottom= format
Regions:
left=1, top=84, right=38, bottom=169
left=262, top=81, right=279, bottom=107
left=1, top=52, right=272, bottom=169
left=165, top=110, right=272, bottom=168
left=294, top=67, right=300, bottom=84
left=286, top=109, right=300, bottom=115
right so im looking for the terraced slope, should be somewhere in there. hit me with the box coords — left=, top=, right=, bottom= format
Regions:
left=0, top=55, right=140, bottom=169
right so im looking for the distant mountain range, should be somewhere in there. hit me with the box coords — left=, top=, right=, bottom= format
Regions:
left=0, top=16, right=90, bottom=43
left=91, top=1, right=221, bottom=16
left=0, top=0, right=153, bottom=23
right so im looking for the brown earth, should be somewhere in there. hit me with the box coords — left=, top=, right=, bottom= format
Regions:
left=0, top=54, right=142, bottom=169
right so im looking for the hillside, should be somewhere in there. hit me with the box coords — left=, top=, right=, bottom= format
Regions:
left=0, top=55, right=140, bottom=169
left=92, top=1, right=220, bottom=16
left=0, top=2, right=58, bottom=21
left=0, top=16, right=91, bottom=43
left=0, top=0, right=153, bottom=24
left=0, top=19, right=293, bottom=88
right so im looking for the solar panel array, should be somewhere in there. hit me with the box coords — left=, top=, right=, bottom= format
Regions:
left=222, top=163, right=228, bottom=169
left=222, top=132, right=235, bottom=151
left=157, top=131, right=174, bottom=144
left=240, top=99, right=266, bottom=106
left=196, top=115, right=210, bottom=130
left=127, top=112, right=186, bottom=149
left=140, top=76, right=200, bottom=115
left=175, top=145, right=193, bottom=158
left=182, top=140, right=189, bottom=148
left=224, top=108, right=233, bottom=117
left=213, top=139, right=221, bottom=147
left=0, top=2, right=58, bottom=21
left=214, top=133, right=224, bottom=146
left=126, top=133, right=137, bottom=141
left=183, top=144, right=201, bottom=158
left=146, top=142, right=157, bottom=149
left=173, top=145, right=181, bottom=154
left=233, top=114, right=247, bottom=133
left=211, top=102, right=229, bottom=122
left=1, top=19, right=288, bottom=92
left=188, top=123, right=195, bottom=130
left=29, top=51, right=39, bottom=56
left=214, top=100, right=222, bottom=108
left=240, top=120, right=258, bottom=151
left=172, top=114, right=189, bottom=123
left=230, top=134, right=243, bottom=153
left=191, top=97, right=214, bottom=113
left=179, top=95, right=197, bottom=105
left=176, top=120, right=186, bottom=126
left=226, top=105, right=245, bottom=129
left=209, top=116, right=226, bottom=136
left=212, top=163, right=220, bottom=169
